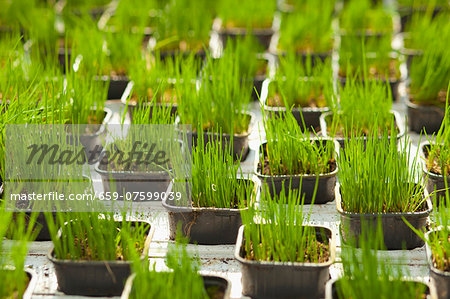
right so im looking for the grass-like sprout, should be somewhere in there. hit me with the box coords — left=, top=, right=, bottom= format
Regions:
left=0, top=205, right=39, bottom=298
left=178, top=46, right=251, bottom=135
left=154, top=0, right=213, bottom=52
left=340, top=0, right=393, bottom=34
left=425, top=93, right=450, bottom=176
left=278, top=0, right=334, bottom=53
left=240, top=186, right=330, bottom=263
left=260, top=111, right=336, bottom=176
left=45, top=210, right=150, bottom=261
left=338, top=130, right=426, bottom=213
left=190, top=137, right=255, bottom=208
left=409, top=33, right=450, bottom=106
left=404, top=13, right=449, bottom=51
left=128, top=235, right=209, bottom=299
left=218, top=0, right=276, bottom=29
left=268, top=54, right=333, bottom=108
left=337, top=225, right=429, bottom=298
left=108, top=0, right=158, bottom=33
left=328, top=78, right=393, bottom=138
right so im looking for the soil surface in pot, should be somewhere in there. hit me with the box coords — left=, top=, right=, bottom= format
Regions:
left=409, top=89, right=448, bottom=108
left=267, top=92, right=326, bottom=108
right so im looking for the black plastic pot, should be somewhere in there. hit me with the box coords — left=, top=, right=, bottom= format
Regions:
left=68, top=108, right=112, bottom=163
left=426, top=229, right=450, bottom=299
left=261, top=78, right=330, bottom=131
left=325, top=277, right=437, bottom=299
left=95, top=158, right=171, bottom=201
left=406, top=98, right=446, bottom=134
left=216, top=17, right=275, bottom=50
left=121, top=273, right=231, bottom=299
left=175, top=112, right=255, bottom=160
left=421, top=142, right=450, bottom=205
left=163, top=179, right=259, bottom=245
left=97, top=75, right=129, bottom=100
left=255, top=139, right=339, bottom=204
left=338, top=75, right=401, bottom=102
left=235, top=225, right=335, bottom=299
left=319, top=110, right=405, bottom=152
left=275, top=51, right=332, bottom=68
left=120, top=81, right=178, bottom=122
left=336, top=184, right=432, bottom=250
left=48, top=221, right=154, bottom=296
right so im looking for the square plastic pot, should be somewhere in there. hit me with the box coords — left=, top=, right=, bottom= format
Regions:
left=325, top=277, right=437, bottom=299
left=420, top=142, right=450, bottom=206
left=336, top=184, right=432, bottom=250
left=319, top=110, right=405, bottom=152
left=162, top=178, right=260, bottom=245
left=48, top=221, right=154, bottom=296
left=97, top=75, right=129, bottom=100
left=121, top=273, right=231, bottom=299
left=255, top=138, right=339, bottom=204
left=406, top=98, right=446, bottom=134
left=426, top=229, right=450, bottom=299
left=260, top=78, right=330, bottom=131
left=235, top=225, right=335, bottom=299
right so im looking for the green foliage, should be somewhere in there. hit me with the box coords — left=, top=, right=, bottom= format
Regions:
left=268, top=55, right=333, bottom=108
left=329, top=79, right=393, bottom=137
left=261, top=111, right=335, bottom=176
left=340, top=0, right=393, bottom=33
left=338, top=131, right=426, bottom=213
left=278, top=0, right=334, bottom=53
left=45, top=210, right=150, bottom=261
left=218, top=0, right=276, bottom=28
left=241, top=186, right=330, bottom=263
left=129, top=236, right=209, bottom=299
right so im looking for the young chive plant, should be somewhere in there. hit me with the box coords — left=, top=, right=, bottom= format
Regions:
left=425, top=94, right=450, bottom=177
left=337, top=226, right=429, bottom=299
left=240, top=186, right=330, bottom=263
left=409, top=37, right=450, bottom=106
left=260, top=111, right=335, bottom=176
left=44, top=210, right=150, bottom=261
left=268, top=54, right=334, bottom=109
left=189, top=136, right=254, bottom=209
left=129, top=235, right=209, bottom=299
left=278, top=0, right=334, bottom=53
left=329, top=78, right=393, bottom=138
left=338, top=130, right=426, bottom=214
left=155, top=0, right=213, bottom=52
left=178, top=44, right=251, bottom=135
left=218, top=0, right=276, bottom=29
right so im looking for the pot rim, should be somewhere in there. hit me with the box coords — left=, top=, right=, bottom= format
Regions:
left=419, top=141, right=450, bottom=180
left=234, top=224, right=336, bottom=267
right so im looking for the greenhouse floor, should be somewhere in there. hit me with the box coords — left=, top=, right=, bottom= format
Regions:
left=8, top=90, right=430, bottom=299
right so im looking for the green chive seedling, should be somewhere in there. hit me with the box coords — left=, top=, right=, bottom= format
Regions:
left=278, top=0, right=334, bottom=53
left=267, top=54, right=333, bottom=109
left=44, top=210, right=150, bottom=261
left=189, top=137, right=255, bottom=209
left=338, top=131, right=426, bottom=214
left=336, top=226, right=429, bottom=299
left=240, top=186, right=330, bottom=263
left=218, top=0, right=276, bottom=29
left=128, top=235, right=209, bottom=299
left=260, top=111, right=336, bottom=176
left=328, top=78, right=393, bottom=138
